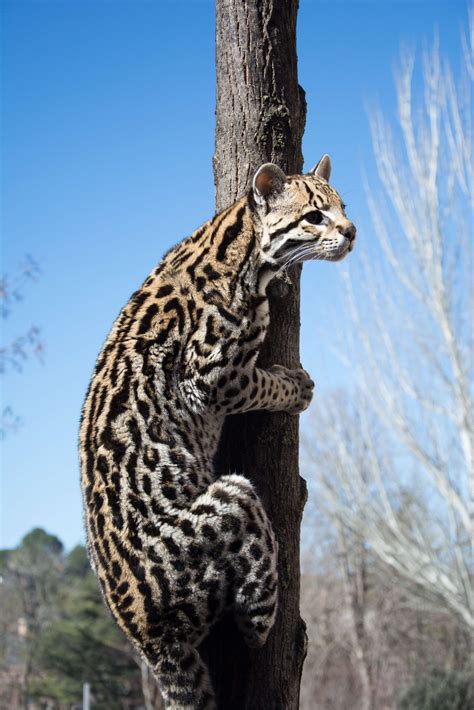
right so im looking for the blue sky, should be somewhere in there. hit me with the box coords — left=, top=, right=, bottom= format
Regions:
left=1, top=0, right=467, bottom=550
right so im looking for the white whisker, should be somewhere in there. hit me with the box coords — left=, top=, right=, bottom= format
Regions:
left=276, top=242, right=318, bottom=276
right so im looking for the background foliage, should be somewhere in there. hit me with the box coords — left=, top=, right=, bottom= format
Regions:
left=0, top=529, right=145, bottom=709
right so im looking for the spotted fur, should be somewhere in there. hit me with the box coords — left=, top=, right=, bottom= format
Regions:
left=79, top=156, right=356, bottom=709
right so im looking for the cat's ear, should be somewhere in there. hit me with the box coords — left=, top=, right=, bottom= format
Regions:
left=309, top=154, right=331, bottom=182
left=252, top=163, right=287, bottom=204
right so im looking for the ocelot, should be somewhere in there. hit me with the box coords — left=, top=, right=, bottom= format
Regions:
left=79, top=155, right=356, bottom=710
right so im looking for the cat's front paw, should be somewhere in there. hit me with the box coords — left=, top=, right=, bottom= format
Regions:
left=269, top=365, right=315, bottom=414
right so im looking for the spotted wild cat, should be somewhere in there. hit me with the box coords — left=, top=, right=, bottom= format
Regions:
left=79, top=155, right=356, bottom=709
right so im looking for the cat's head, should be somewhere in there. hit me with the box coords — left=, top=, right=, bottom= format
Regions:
left=250, top=155, right=356, bottom=266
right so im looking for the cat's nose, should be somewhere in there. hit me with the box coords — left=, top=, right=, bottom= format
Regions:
left=340, top=222, right=356, bottom=242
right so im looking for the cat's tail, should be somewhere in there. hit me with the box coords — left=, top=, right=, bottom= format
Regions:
left=145, top=640, right=215, bottom=710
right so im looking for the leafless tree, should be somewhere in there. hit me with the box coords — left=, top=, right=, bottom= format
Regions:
left=0, top=255, right=44, bottom=438
left=139, top=659, right=165, bottom=710
left=306, top=18, right=473, bottom=640
left=300, top=526, right=471, bottom=710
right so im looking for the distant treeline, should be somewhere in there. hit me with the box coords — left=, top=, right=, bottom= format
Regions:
left=0, top=528, right=148, bottom=709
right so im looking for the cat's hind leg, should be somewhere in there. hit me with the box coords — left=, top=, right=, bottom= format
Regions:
left=186, top=473, right=279, bottom=649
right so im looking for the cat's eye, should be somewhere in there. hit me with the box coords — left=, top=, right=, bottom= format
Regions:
left=304, top=210, right=324, bottom=225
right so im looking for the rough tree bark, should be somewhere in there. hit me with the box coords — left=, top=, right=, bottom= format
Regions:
left=199, top=2, right=308, bottom=708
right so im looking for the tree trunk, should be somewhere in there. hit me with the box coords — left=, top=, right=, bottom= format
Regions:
left=200, top=2, right=308, bottom=708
